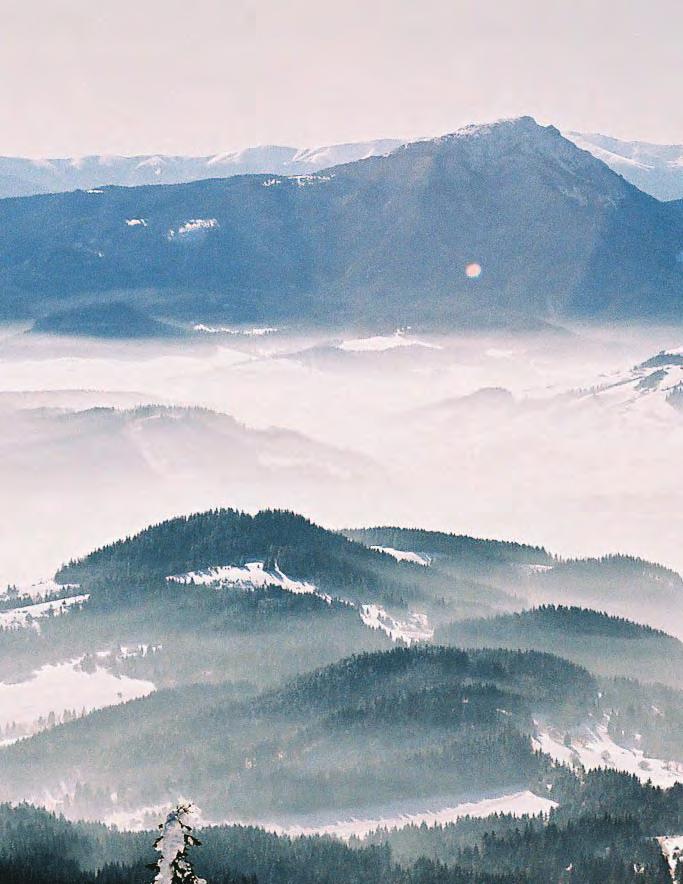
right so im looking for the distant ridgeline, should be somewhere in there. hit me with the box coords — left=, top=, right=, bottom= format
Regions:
left=2, top=118, right=683, bottom=330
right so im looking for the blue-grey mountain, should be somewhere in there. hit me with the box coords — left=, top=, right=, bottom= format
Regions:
left=1, top=117, right=682, bottom=329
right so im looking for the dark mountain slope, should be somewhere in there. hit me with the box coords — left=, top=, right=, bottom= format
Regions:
left=436, top=605, right=683, bottom=688
left=1, top=117, right=681, bottom=327
left=30, top=301, right=182, bottom=338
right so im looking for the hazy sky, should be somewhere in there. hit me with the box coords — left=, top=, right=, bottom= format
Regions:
left=1, top=0, right=682, bottom=157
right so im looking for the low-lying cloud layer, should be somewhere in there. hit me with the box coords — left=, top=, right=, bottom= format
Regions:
left=2, top=323, right=682, bottom=616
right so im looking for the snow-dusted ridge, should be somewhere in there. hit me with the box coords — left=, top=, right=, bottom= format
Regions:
left=575, top=347, right=683, bottom=416
left=218, top=791, right=556, bottom=841
left=3, top=577, right=81, bottom=602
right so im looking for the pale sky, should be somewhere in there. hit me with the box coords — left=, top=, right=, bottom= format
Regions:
left=1, top=0, right=682, bottom=157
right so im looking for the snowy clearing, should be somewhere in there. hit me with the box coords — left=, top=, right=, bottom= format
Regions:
left=360, top=604, right=433, bottom=644
left=0, top=658, right=155, bottom=737
left=167, top=562, right=332, bottom=602
left=100, top=791, right=556, bottom=837
left=534, top=721, right=683, bottom=788
left=0, top=594, right=89, bottom=631
left=251, top=790, right=557, bottom=840
left=658, top=835, right=683, bottom=881
left=2, top=578, right=81, bottom=601
left=371, top=546, right=431, bottom=566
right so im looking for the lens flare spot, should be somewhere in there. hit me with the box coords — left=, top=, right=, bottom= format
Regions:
left=465, top=262, right=482, bottom=279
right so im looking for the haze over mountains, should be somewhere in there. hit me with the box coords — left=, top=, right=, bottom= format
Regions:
left=1, top=117, right=682, bottom=331
left=1, top=113, right=683, bottom=884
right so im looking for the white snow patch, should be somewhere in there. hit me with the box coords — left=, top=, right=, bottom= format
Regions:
left=192, top=324, right=277, bottom=336
left=360, top=604, right=433, bottom=644
left=521, top=563, right=554, bottom=574
left=0, top=594, right=89, bottom=631
left=371, top=546, right=431, bottom=566
left=534, top=721, right=683, bottom=788
left=167, top=562, right=332, bottom=602
left=291, top=174, right=333, bottom=186
left=339, top=330, right=440, bottom=352
left=0, top=658, right=155, bottom=735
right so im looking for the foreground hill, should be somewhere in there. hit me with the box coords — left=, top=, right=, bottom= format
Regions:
left=1, top=117, right=682, bottom=327
left=0, top=783, right=681, bottom=884
left=436, top=605, right=683, bottom=688
left=0, top=510, right=681, bottom=881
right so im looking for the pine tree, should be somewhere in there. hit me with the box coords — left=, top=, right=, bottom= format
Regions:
left=150, top=803, right=206, bottom=884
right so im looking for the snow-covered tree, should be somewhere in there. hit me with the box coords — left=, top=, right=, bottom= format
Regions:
left=150, top=803, right=206, bottom=884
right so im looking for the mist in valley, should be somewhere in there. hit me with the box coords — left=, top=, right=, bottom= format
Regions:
left=1, top=321, right=682, bottom=636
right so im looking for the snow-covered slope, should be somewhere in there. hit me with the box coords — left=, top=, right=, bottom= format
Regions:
left=534, top=718, right=683, bottom=788
left=568, top=131, right=683, bottom=200
left=0, top=594, right=88, bottom=630
left=0, top=657, right=154, bottom=744
left=243, top=790, right=557, bottom=840
left=573, top=348, right=683, bottom=417
left=658, top=835, right=683, bottom=881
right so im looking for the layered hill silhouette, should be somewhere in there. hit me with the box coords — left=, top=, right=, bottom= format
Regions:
left=1, top=117, right=682, bottom=328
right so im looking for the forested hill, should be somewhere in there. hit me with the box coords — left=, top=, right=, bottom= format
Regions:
left=0, top=646, right=596, bottom=821
left=436, top=606, right=683, bottom=688
left=56, top=508, right=438, bottom=608
left=55, top=508, right=683, bottom=630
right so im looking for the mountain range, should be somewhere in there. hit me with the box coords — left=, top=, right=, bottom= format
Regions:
left=1, top=507, right=682, bottom=825
left=3, top=130, right=683, bottom=204
left=1, top=117, right=682, bottom=330
left=0, top=139, right=404, bottom=199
